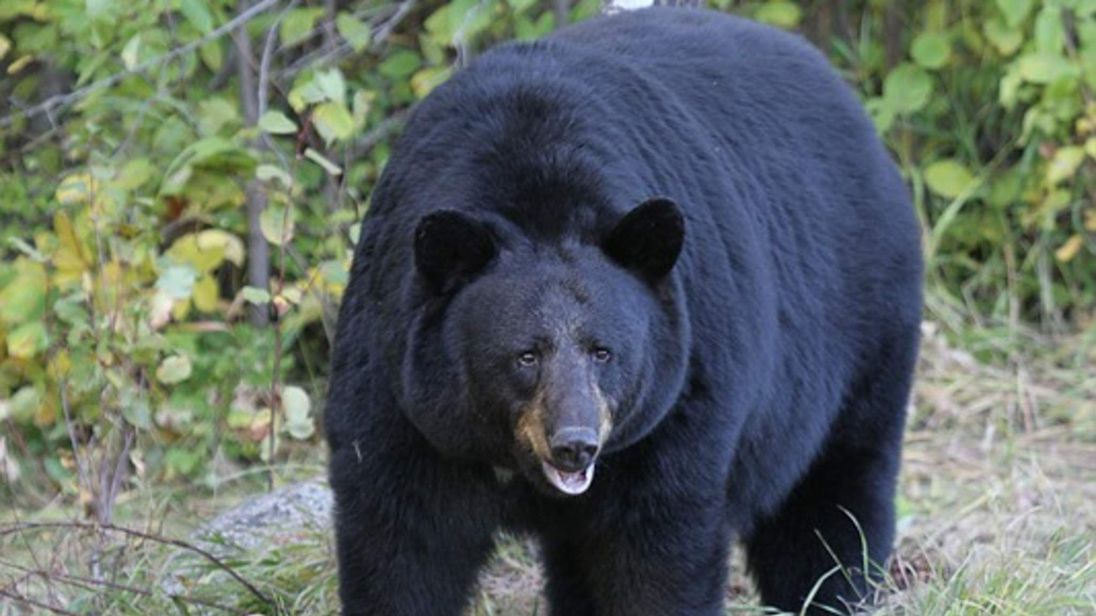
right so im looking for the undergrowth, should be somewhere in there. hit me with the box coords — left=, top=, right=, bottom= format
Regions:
left=2, top=315, right=1092, bottom=615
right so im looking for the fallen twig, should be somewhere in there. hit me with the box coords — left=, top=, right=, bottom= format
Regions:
left=0, top=521, right=274, bottom=610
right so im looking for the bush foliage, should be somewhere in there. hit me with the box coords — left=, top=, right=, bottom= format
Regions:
left=0, top=0, right=1092, bottom=494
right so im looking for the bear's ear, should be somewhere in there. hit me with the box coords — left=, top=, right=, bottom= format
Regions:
left=414, top=210, right=497, bottom=294
left=602, top=197, right=684, bottom=280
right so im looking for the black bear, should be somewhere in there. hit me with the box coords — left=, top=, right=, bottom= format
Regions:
left=325, top=7, right=922, bottom=615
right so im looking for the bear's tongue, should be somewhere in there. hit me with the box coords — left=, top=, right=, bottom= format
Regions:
left=541, top=461, right=595, bottom=495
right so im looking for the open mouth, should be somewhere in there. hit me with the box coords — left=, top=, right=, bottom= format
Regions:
left=540, top=460, right=595, bottom=495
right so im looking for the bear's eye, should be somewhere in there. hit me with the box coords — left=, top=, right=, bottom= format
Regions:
left=592, top=347, right=613, bottom=363
left=516, top=351, right=539, bottom=367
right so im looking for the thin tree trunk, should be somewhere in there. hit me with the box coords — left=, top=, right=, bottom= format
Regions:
left=833, top=0, right=852, bottom=43
left=234, top=0, right=270, bottom=327
left=555, top=0, right=569, bottom=27
left=884, top=1, right=903, bottom=70
left=806, top=0, right=834, bottom=51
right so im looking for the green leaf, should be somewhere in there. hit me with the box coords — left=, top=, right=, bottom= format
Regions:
left=191, top=275, right=218, bottom=312
left=200, top=40, right=223, bottom=71
left=241, top=286, right=271, bottom=305
left=754, top=1, right=802, bottom=29
left=260, top=206, right=296, bottom=246
left=984, top=18, right=1023, bottom=56
left=379, top=49, right=421, bottom=79
left=924, top=159, right=976, bottom=199
left=1046, top=146, right=1085, bottom=186
left=995, top=0, right=1033, bottom=28
left=1055, top=234, right=1084, bottom=263
left=121, top=396, right=152, bottom=429
left=285, top=418, right=315, bottom=440
left=911, top=32, right=950, bottom=69
left=304, top=148, right=343, bottom=176
left=1016, top=53, right=1079, bottom=83
left=287, top=79, right=327, bottom=112
left=116, top=158, right=155, bottom=190
left=313, top=101, right=356, bottom=144
left=281, top=385, right=314, bottom=440
left=87, top=0, right=113, bottom=19
left=6, top=321, right=47, bottom=359
left=259, top=432, right=280, bottom=462
left=166, top=232, right=224, bottom=272
left=163, top=137, right=253, bottom=179
left=9, top=387, right=39, bottom=424
left=864, top=97, right=895, bottom=134
left=335, top=12, right=371, bottom=52
left=193, top=229, right=245, bottom=267
left=164, top=448, right=202, bottom=475
left=8, top=238, right=46, bottom=262
left=315, top=69, right=346, bottom=103
left=56, top=173, right=100, bottom=205
left=1034, top=6, right=1065, bottom=54
left=0, top=261, right=47, bottom=326
left=197, top=98, right=238, bottom=136
left=280, top=8, right=323, bottom=48
left=121, top=34, right=140, bottom=70
left=999, top=66, right=1023, bottom=107
left=424, top=0, right=494, bottom=47
left=256, top=164, right=293, bottom=188
left=352, top=90, right=373, bottom=128
left=514, top=13, right=555, bottom=40
left=411, top=67, right=452, bottom=99
left=883, top=63, right=934, bottom=114
left=156, top=264, right=197, bottom=300
left=988, top=169, right=1022, bottom=209
left=258, top=110, right=298, bottom=135
left=156, top=355, right=193, bottom=385
left=179, top=0, right=214, bottom=34
left=320, top=260, right=349, bottom=285
left=506, top=0, right=536, bottom=14
left=160, top=166, right=193, bottom=196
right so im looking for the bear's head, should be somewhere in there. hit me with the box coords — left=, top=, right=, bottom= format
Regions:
left=402, top=198, right=689, bottom=496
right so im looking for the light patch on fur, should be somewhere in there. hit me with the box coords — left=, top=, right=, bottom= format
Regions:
left=592, top=383, right=614, bottom=446
left=493, top=466, right=515, bottom=484
left=515, top=395, right=553, bottom=461
left=519, top=384, right=608, bottom=496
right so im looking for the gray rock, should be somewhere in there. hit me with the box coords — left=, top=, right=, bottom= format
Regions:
left=159, top=477, right=334, bottom=602
left=193, top=477, right=333, bottom=552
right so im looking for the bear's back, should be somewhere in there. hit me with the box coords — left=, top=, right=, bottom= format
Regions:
left=347, top=8, right=921, bottom=434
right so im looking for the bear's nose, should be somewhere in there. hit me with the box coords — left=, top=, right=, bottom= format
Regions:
left=549, top=427, right=600, bottom=472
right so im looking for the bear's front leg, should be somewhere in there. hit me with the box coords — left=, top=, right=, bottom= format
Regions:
left=329, top=437, right=499, bottom=616
left=581, top=497, right=730, bottom=616
left=541, top=443, right=732, bottom=616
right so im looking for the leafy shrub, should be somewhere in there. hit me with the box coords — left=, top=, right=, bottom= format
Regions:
left=0, top=0, right=1092, bottom=497
left=0, top=0, right=602, bottom=496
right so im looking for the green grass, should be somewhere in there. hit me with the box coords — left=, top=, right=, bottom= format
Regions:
left=2, top=321, right=1094, bottom=615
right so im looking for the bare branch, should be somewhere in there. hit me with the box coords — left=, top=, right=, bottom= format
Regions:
left=279, top=0, right=417, bottom=80
left=555, top=0, right=570, bottom=27
left=348, top=108, right=410, bottom=160
left=0, top=522, right=274, bottom=609
left=0, top=559, right=248, bottom=615
left=0, top=588, right=78, bottom=616
left=235, top=0, right=273, bottom=327
left=259, top=0, right=300, bottom=118
left=0, top=0, right=282, bottom=129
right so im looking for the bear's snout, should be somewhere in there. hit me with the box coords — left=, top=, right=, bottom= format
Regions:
left=548, top=426, right=599, bottom=472
left=513, top=379, right=610, bottom=496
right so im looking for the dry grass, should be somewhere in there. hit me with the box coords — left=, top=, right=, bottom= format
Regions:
left=2, top=321, right=1094, bottom=615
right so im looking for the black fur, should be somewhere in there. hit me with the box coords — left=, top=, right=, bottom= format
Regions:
left=325, top=8, right=922, bottom=615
